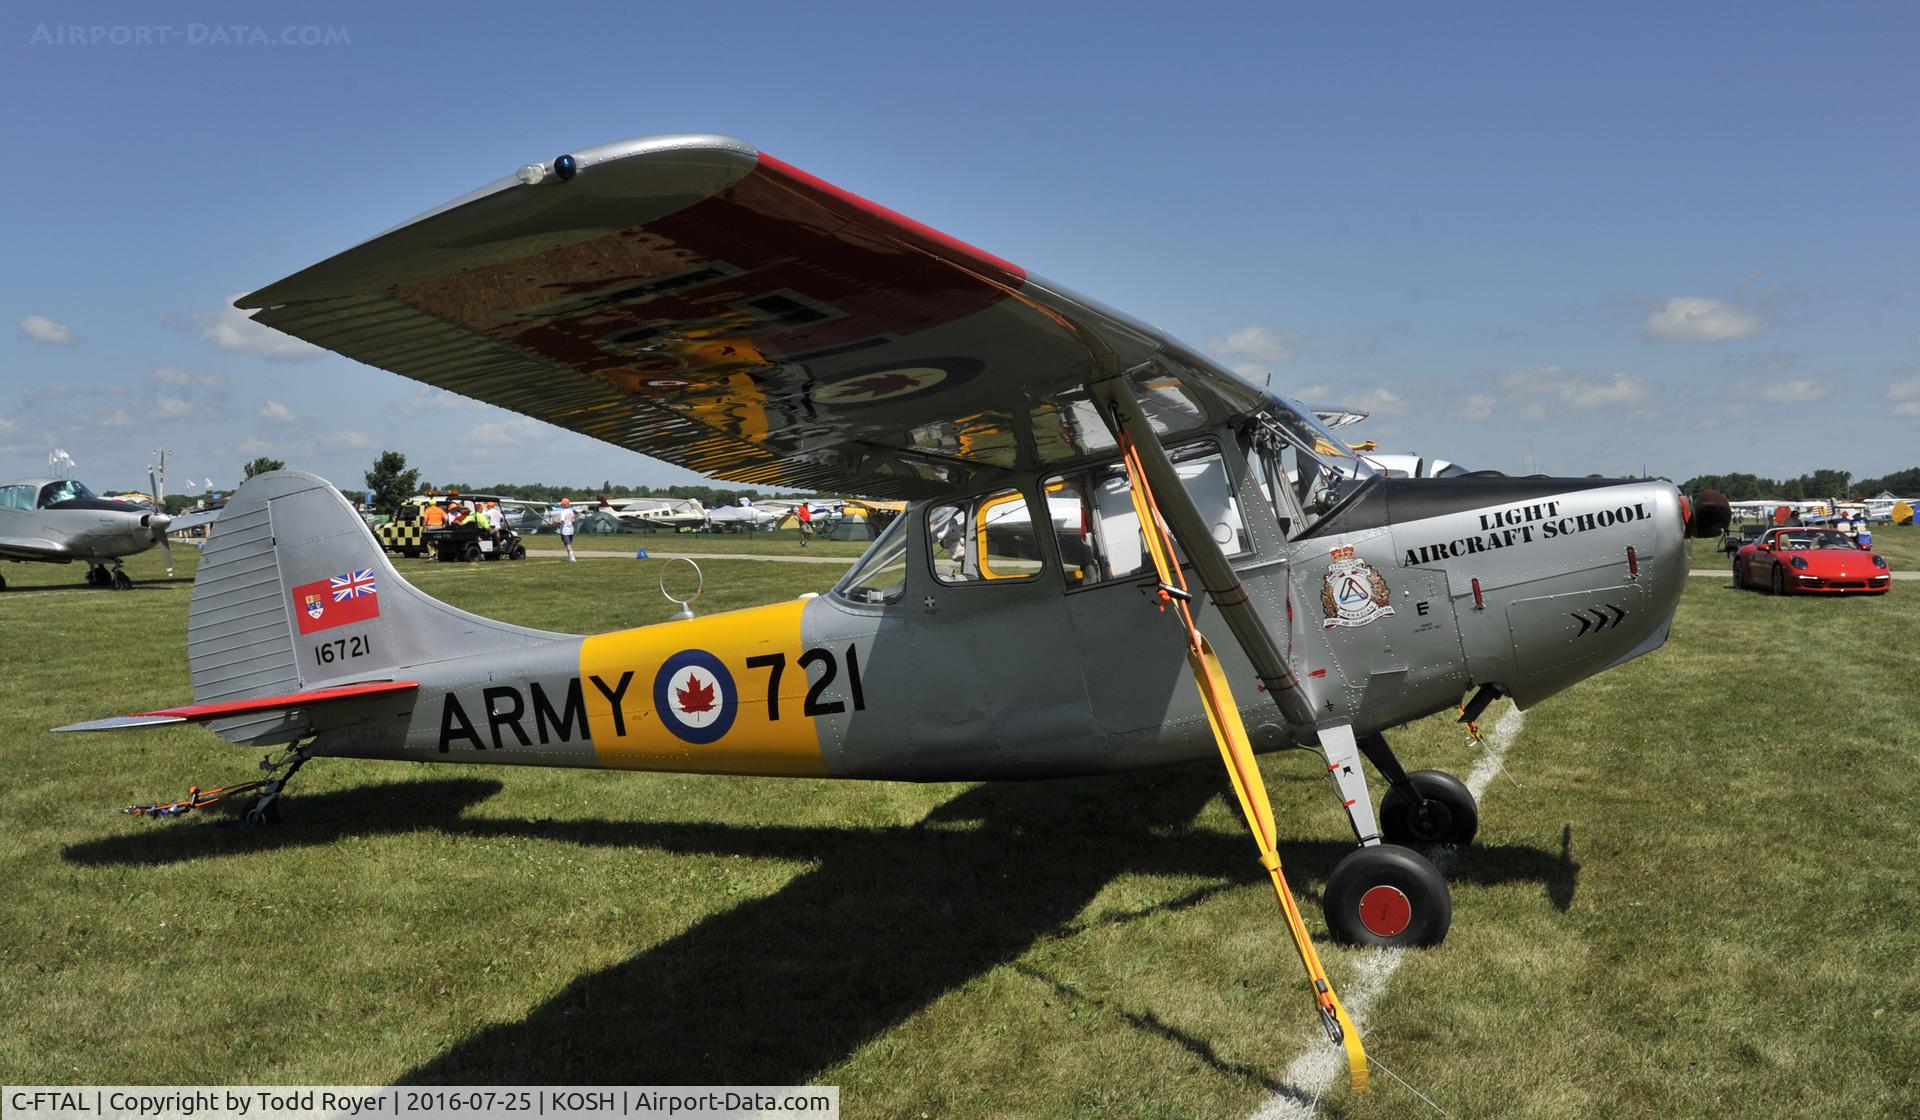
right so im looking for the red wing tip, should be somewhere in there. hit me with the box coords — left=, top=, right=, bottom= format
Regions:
left=754, top=152, right=1027, bottom=283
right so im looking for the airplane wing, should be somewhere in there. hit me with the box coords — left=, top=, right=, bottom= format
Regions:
left=239, top=134, right=1275, bottom=499
left=0, top=534, right=68, bottom=561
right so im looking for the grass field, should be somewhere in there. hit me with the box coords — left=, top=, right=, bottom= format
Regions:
left=2, top=528, right=1916, bottom=1118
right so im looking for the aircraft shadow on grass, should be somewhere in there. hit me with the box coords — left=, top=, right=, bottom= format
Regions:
left=61, top=765, right=1578, bottom=1086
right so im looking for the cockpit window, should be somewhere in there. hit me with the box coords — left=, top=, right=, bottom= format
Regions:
left=833, top=508, right=911, bottom=605
left=37, top=479, right=97, bottom=508
left=1044, top=441, right=1248, bottom=588
left=0, top=484, right=35, bottom=510
left=927, top=487, right=1044, bottom=584
left=1247, top=400, right=1374, bottom=537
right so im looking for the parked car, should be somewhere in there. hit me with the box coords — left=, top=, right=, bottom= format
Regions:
left=1733, top=527, right=1891, bottom=595
left=1721, top=523, right=1768, bottom=556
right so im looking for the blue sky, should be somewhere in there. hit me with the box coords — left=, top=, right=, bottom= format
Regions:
left=4, top=1, right=1917, bottom=496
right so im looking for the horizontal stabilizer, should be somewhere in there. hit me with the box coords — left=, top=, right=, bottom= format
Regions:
left=53, top=680, right=418, bottom=734
left=166, top=507, right=223, bottom=535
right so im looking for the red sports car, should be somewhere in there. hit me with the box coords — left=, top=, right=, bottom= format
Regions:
left=1733, top=527, right=1893, bottom=595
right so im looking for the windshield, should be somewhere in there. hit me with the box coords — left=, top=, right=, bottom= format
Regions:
left=1773, top=530, right=1858, bottom=550
left=833, top=504, right=912, bottom=605
left=1250, top=399, right=1374, bottom=534
left=37, top=479, right=98, bottom=507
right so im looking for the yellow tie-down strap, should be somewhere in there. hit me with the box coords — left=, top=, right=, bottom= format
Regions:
left=1190, top=638, right=1367, bottom=1093
left=1113, top=423, right=1368, bottom=1093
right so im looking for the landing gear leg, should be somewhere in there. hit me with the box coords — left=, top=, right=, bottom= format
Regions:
left=1319, top=724, right=1453, bottom=947
left=244, top=742, right=316, bottom=826
left=1361, top=731, right=1479, bottom=848
left=86, top=564, right=109, bottom=587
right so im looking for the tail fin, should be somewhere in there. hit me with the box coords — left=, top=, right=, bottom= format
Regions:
left=188, top=470, right=570, bottom=744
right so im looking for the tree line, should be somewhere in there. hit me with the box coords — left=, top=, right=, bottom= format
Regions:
left=1678, top=467, right=1920, bottom=502
left=233, top=453, right=776, bottom=514
left=212, top=450, right=1920, bottom=516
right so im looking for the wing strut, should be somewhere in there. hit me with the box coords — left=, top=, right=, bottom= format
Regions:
left=1102, top=387, right=1369, bottom=1094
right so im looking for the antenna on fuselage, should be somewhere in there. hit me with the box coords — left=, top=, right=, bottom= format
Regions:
left=659, top=556, right=704, bottom=622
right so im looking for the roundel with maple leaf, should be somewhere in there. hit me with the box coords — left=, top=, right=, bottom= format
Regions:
left=809, top=357, right=982, bottom=408
left=653, top=649, right=738, bottom=745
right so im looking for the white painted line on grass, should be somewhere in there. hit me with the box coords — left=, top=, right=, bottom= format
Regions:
left=1249, top=705, right=1528, bottom=1120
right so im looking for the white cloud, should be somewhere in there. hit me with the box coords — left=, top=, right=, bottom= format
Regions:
left=1340, top=388, right=1408, bottom=417
left=1478, top=364, right=1652, bottom=419
left=1211, top=324, right=1308, bottom=365
left=1887, top=377, right=1920, bottom=402
left=1757, top=378, right=1835, bottom=403
left=1644, top=297, right=1763, bottom=342
left=153, top=395, right=193, bottom=419
left=260, top=400, right=297, bottom=424
left=20, top=314, right=77, bottom=346
left=202, top=299, right=324, bottom=361
left=1455, top=393, right=1497, bottom=422
left=320, top=431, right=375, bottom=449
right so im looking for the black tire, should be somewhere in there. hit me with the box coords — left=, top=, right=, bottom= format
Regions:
left=1324, top=844, right=1452, bottom=948
left=1732, top=557, right=1745, bottom=589
left=1379, top=770, right=1479, bottom=848
left=509, top=544, right=527, bottom=560
left=462, top=542, right=482, bottom=563
left=112, top=570, right=133, bottom=591
left=1771, top=565, right=1786, bottom=596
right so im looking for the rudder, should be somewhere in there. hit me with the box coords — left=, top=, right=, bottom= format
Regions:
left=188, top=470, right=570, bottom=744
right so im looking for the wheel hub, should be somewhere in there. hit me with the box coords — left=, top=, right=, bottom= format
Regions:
left=1358, top=885, right=1412, bottom=937
left=1410, top=799, right=1451, bottom=840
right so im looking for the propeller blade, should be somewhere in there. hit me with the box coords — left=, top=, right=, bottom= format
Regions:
left=160, top=534, right=174, bottom=578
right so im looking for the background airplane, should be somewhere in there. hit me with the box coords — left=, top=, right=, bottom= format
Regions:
left=0, top=468, right=176, bottom=591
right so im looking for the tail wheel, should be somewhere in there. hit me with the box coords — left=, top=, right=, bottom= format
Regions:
left=1324, top=844, right=1452, bottom=948
left=1771, top=565, right=1786, bottom=596
left=1379, top=770, right=1478, bottom=848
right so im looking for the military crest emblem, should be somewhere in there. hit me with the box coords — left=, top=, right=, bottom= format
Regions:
left=1321, top=546, right=1394, bottom=629
left=304, top=592, right=324, bottom=621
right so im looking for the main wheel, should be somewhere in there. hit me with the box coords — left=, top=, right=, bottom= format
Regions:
left=87, top=566, right=109, bottom=587
left=111, top=570, right=133, bottom=591
left=1379, top=770, right=1479, bottom=848
left=1771, top=565, right=1786, bottom=596
left=1324, top=844, right=1452, bottom=948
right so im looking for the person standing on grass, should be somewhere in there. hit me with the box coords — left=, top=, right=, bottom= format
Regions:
left=796, top=502, right=813, bottom=547
left=558, top=497, right=577, bottom=563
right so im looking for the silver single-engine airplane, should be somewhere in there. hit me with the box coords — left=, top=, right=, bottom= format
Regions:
left=58, top=134, right=1730, bottom=1091
left=1, top=475, right=175, bottom=590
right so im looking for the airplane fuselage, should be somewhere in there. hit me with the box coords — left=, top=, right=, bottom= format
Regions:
left=261, top=447, right=1687, bottom=782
